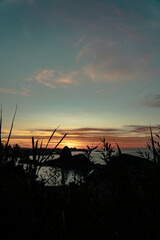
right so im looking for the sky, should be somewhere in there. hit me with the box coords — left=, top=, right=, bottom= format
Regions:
left=0, top=0, right=160, bottom=149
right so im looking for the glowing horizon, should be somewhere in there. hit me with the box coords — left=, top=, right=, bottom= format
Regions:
left=1, top=124, right=157, bottom=149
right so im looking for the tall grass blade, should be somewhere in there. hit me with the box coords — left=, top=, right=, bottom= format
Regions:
left=53, top=133, right=68, bottom=151
left=32, top=136, right=38, bottom=175
left=6, top=105, right=17, bottom=147
left=39, top=127, right=60, bottom=164
left=32, top=137, right=38, bottom=161
left=35, top=139, right=39, bottom=161
left=32, top=136, right=35, bottom=162
left=45, top=126, right=60, bottom=149
left=36, top=139, right=44, bottom=174
left=44, top=133, right=68, bottom=162
left=0, top=106, right=2, bottom=149
left=116, top=143, right=122, bottom=155
left=37, top=139, right=43, bottom=163
left=150, top=125, right=157, bottom=163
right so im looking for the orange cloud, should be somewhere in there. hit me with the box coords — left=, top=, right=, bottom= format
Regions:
left=56, top=78, right=72, bottom=84
left=28, top=69, right=76, bottom=88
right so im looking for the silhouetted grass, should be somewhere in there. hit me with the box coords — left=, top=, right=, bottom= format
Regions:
left=83, top=144, right=98, bottom=163
left=0, top=106, right=18, bottom=165
left=1, top=110, right=160, bottom=239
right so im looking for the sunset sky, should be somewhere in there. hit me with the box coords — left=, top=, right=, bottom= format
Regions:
left=0, top=0, right=160, bottom=149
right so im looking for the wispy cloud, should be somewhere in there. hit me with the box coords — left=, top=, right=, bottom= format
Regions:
left=77, top=38, right=155, bottom=83
left=0, top=86, right=31, bottom=96
left=141, top=94, right=160, bottom=108
left=71, top=0, right=160, bottom=84
left=28, top=49, right=156, bottom=90
left=93, top=90, right=104, bottom=94
left=0, top=88, right=19, bottom=95
left=28, top=69, right=75, bottom=88
left=75, top=34, right=87, bottom=47
left=12, top=0, right=160, bottom=89
left=1, top=0, right=35, bottom=4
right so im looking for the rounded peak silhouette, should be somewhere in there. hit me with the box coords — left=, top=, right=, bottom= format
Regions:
left=60, top=146, right=72, bottom=160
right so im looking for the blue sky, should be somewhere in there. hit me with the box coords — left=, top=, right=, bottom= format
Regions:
left=0, top=0, right=160, bottom=148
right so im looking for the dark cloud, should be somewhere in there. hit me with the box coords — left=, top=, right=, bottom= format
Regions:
left=124, top=125, right=159, bottom=133
left=25, top=127, right=122, bottom=140
left=59, top=128, right=120, bottom=137
left=34, top=127, right=119, bottom=133
left=142, top=94, right=160, bottom=107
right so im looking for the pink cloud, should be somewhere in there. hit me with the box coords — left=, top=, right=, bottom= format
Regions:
left=0, top=87, right=31, bottom=96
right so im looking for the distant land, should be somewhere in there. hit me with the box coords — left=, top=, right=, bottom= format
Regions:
left=19, top=147, right=147, bottom=156
left=19, top=147, right=83, bottom=156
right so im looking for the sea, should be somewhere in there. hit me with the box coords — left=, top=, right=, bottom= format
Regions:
left=72, top=148, right=151, bottom=164
left=37, top=148, right=152, bottom=186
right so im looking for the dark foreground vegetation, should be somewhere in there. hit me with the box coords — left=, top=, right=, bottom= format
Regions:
left=1, top=109, right=160, bottom=239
